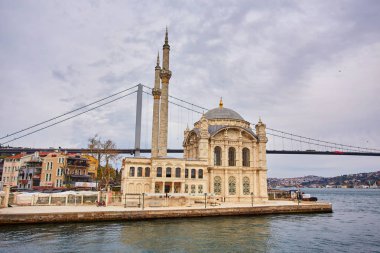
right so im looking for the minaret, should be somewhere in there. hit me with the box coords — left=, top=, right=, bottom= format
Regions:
left=255, top=117, right=269, bottom=199
left=158, top=27, right=172, bottom=157
left=151, top=52, right=161, bottom=158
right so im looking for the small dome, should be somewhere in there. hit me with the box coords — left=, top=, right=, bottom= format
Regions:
left=204, top=107, right=244, bottom=121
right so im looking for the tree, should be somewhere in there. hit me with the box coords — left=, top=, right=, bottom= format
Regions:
left=101, top=139, right=119, bottom=190
left=87, top=135, right=119, bottom=190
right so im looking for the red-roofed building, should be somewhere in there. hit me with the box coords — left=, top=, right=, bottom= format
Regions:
left=1, top=152, right=48, bottom=189
left=1, top=153, right=26, bottom=187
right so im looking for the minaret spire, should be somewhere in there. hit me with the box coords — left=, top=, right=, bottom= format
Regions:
left=158, top=27, right=172, bottom=157
left=164, top=26, right=169, bottom=45
left=156, top=51, right=160, bottom=67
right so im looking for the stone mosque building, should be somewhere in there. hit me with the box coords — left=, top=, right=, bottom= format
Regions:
left=121, top=30, right=268, bottom=202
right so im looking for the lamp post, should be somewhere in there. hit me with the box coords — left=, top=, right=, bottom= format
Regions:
left=251, top=192, right=254, bottom=207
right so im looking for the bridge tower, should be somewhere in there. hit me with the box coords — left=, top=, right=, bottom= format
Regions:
left=158, top=27, right=172, bottom=157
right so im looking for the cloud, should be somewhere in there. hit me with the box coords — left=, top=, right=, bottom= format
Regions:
left=1, top=0, right=379, bottom=175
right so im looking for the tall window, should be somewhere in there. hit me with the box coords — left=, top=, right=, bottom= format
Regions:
left=129, top=167, right=135, bottom=177
left=214, top=176, right=222, bottom=195
left=191, top=169, right=196, bottom=179
left=198, top=169, right=203, bottom=179
left=214, top=146, right=222, bottom=166
left=166, top=167, right=172, bottom=178
left=185, top=169, right=189, bottom=178
left=198, top=185, right=203, bottom=194
left=191, top=185, right=196, bottom=193
left=175, top=167, right=181, bottom=178
left=242, top=148, right=250, bottom=167
left=228, top=176, right=236, bottom=195
left=228, top=147, right=236, bottom=166
left=145, top=167, right=150, bottom=177
left=243, top=177, right=250, bottom=195
left=157, top=167, right=162, bottom=177
left=137, top=167, right=143, bottom=177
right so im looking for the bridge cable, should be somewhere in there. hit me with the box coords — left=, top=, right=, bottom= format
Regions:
left=0, top=84, right=139, bottom=141
left=0, top=90, right=137, bottom=145
left=139, top=85, right=380, bottom=153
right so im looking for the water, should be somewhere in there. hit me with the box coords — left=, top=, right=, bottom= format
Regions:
left=1, top=189, right=379, bottom=253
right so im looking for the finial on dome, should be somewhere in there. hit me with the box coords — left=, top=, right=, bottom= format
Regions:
left=259, top=116, right=262, bottom=123
left=219, top=97, right=223, bottom=108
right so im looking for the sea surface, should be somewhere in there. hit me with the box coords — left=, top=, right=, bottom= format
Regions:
left=0, top=189, right=379, bottom=253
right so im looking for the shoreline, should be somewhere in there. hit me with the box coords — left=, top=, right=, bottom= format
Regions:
left=0, top=201, right=332, bottom=225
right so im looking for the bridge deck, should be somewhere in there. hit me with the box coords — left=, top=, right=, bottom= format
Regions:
left=1, top=148, right=380, bottom=156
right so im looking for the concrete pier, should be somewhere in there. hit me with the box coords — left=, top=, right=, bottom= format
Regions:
left=0, top=201, right=332, bottom=225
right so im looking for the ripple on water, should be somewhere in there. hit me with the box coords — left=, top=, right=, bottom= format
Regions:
left=1, top=189, right=380, bottom=252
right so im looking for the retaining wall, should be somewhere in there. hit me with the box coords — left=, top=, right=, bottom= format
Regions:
left=0, top=203, right=332, bottom=225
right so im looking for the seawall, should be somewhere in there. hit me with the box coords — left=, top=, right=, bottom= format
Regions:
left=0, top=203, right=332, bottom=225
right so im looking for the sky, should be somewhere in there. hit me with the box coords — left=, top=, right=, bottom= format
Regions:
left=1, top=0, right=380, bottom=178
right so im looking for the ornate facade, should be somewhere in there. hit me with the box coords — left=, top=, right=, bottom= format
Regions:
left=121, top=29, right=268, bottom=202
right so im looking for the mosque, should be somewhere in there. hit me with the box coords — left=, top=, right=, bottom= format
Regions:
left=121, top=29, right=268, bottom=202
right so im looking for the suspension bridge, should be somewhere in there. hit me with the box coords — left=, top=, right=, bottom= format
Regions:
left=1, top=84, right=379, bottom=156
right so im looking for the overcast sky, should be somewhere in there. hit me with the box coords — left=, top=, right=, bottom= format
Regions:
left=1, top=1, right=380, bottom=178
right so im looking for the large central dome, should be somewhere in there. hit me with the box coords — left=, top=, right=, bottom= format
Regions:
left=204, top=99, right=244, bottom=121
left=204, top=107, right=244, bottom=120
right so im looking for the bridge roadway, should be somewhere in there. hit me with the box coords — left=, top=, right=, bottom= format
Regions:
left=1, top=148, right=380, bottom=156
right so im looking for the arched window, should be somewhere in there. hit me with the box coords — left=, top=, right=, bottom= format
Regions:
left=214, top=146, right=222, bottom=166
left=185, top=168, right=189, bottom=178
left=175, top=167, right=181, bottom=178
left=137, top=167, right=143, bottom=177
left=242, top=148, right=250, bottom=167
left=198, top=169, right=203, bottom=179
left=129, top=167, right=135, bottom=177
left=157, top=167, right=162, bottom=177
left=228, top=147, right=236, bottom=166
left=145, top=167, right=150, bottom=177
left=191, top=169, right=196, bottom=179
left=166, top=167, right=172, bottom=178
left=214, top=176, right=222, bottom=195
left=243, top=177, right=250, bottom=195
left=185, top=184, right=189, bottom=193
left=228, top=176, right=236, bottom=195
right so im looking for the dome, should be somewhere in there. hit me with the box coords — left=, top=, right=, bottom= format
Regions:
left=204, top=107, right=244, bottom=121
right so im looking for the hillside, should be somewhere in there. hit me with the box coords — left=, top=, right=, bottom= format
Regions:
left=268, top=171, right=380, bottom=188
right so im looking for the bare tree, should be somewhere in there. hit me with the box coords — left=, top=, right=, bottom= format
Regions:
left=87, top=135, right=119, bottom=190
left=88, top=135, right=103, bottom=190
left=101, top=139, right=119, bottom=190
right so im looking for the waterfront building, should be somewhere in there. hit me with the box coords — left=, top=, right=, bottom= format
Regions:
left=40, top=153, right=67, bottom=188
left=1, top=153, right=26, bottom=187
left=18, top=152, right=48, bottom=189
left=121, top=30, right=268, bottom=202
left=40, top=153, right=92, bottom=188
left=82, top=154, right=99, bottom=181
left=64, top=154, right=91, bottom=186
